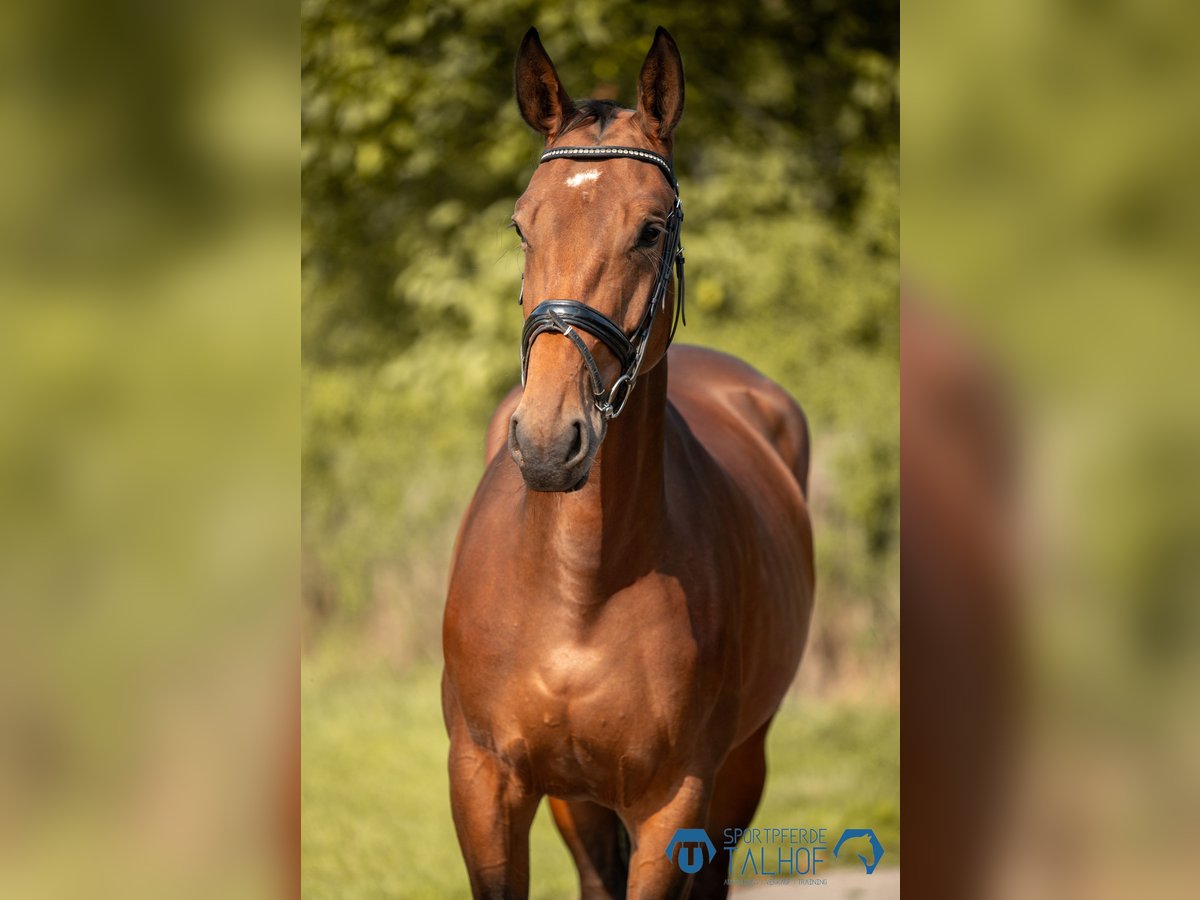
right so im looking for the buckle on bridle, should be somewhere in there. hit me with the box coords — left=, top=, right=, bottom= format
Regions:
left=599, top=373, right=635, bottom=420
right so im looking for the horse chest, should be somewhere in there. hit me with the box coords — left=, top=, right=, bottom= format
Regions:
left=476, top=638, right=690, bottom=801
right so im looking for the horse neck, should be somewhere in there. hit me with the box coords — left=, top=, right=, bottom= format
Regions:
left=519, top=359, right=669, bottom=601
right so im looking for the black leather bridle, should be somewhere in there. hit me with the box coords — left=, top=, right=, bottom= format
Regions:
left=519, top=145, right=686, bottom=421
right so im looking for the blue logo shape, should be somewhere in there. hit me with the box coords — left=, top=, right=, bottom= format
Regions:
left=665, top=828, right=717, bottom=874
left=832, top=828, right=885, bottom=874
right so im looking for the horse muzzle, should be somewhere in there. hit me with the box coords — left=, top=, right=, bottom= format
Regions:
left=508, top=410, right=596, bottom=492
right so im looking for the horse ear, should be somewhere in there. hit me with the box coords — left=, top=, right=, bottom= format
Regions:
left=514, top=27, right=575, bottom=139
left=636, top=27, right=685, bottom=144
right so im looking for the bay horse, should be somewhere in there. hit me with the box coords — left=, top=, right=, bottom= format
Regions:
left=442, top=27, right=815, bottom=898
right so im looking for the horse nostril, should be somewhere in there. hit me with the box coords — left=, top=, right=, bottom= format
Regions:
left=508, top=415, right=525, bottom=466
left=564, top=420, right=585, bottom=465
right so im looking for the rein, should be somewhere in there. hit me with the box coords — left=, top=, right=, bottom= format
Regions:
left=519, top=146, right=686, bottom=421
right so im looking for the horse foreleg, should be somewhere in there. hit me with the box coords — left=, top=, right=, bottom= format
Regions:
left=624, top=774, right=712, bottom=900
left=447, top=735, right=540, bottom=899
left=690, top=720, right=771, bottom=899
left=549, top=797, right=629, bottom=899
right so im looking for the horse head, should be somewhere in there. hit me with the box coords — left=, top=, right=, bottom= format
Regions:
left=832, top=828, right=886, bottom=875
left=507, top=28, right=685, bottom=492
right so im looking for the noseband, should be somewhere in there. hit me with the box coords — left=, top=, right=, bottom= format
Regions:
left=519, top=146, right=686, bottom=421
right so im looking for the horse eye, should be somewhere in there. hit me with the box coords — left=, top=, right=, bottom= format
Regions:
left=511, top=222, right=527, bottom=244
left=637, top=223, right=662, bottom=247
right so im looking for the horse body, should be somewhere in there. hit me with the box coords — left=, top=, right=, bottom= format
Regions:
left=442, top=28, right=814, bottom=899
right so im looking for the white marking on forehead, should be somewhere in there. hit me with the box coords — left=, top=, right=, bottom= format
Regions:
left=565, top=169, right=601, bottom=188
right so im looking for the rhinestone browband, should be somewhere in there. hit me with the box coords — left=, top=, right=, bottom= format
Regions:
left=539, top=145, right=676, bottom=188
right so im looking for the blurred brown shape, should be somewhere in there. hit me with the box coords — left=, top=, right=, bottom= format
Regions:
left=901, top=294, right=1019, bottom=900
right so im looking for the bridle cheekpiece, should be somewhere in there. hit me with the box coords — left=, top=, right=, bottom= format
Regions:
left=519, top=146, right=686, bottom=421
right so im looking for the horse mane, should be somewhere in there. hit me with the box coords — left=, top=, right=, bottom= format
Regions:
left=562, top=99, right=628, bottom=139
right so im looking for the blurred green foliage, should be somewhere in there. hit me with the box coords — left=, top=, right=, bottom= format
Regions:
left=302, top=0, right=898, bottom=661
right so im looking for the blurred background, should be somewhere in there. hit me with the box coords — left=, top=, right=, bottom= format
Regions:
left=0, top=1, right=296, bottom=899
left=301, top=0, right=899, bottom=896
left=905, top=0, right=1200, bottom=898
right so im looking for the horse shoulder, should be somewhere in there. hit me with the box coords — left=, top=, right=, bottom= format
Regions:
left=447, top=385, right=524, bottom=598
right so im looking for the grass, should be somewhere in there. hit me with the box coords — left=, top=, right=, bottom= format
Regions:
left=302, top=662, right=898, bottom=898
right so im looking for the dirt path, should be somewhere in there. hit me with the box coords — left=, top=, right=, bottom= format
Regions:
left=732, top=868, right=899, bottom=898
